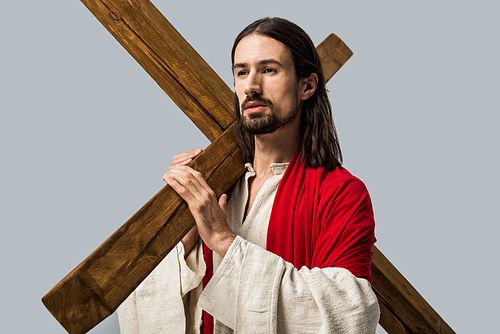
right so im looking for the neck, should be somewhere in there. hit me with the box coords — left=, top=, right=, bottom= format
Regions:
left=252, top=123, right=301, bottom=177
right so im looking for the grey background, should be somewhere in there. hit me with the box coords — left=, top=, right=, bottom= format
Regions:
left=1, top=1, right=498, bottom=333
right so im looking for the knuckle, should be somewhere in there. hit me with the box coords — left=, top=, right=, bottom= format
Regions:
left=207, top=189, right=216, bottom=199
left=190, top=201, right=204, bottom=213
left=205, top=190, right=216, bottom=201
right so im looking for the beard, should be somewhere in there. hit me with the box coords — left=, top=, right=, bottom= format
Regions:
left=240, top=94, right=299, bottom=135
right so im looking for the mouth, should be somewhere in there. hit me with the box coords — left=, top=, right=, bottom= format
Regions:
left=244, top=101, right=267, bottom=113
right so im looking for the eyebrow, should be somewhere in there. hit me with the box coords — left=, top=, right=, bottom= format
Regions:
left=232, top=59, right=284, bottom=71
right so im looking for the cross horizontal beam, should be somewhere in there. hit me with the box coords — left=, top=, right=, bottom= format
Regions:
left=42, top=1, right=455, bottom=334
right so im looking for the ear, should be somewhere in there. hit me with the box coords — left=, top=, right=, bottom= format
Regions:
left=299, top=73, right=318, bottom=101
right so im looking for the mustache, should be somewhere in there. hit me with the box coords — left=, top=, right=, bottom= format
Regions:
left=241, top=94, right=273, bottom=111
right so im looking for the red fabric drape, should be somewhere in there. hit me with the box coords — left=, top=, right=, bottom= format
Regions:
left=266, top=150, right=376, bottom=282
left=202, top=246, right=213, bottom=334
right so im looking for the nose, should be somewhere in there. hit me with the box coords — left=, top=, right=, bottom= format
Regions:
left=243, top=71, right=262, bottom=96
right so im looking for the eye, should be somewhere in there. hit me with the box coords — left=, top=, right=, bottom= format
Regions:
left=263, top=68, right=277, bottom=74
left=236, top=70, right=249, bottom=77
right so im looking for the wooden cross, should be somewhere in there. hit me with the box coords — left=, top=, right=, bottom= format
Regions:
left=42, top=1, right=456, bottom=334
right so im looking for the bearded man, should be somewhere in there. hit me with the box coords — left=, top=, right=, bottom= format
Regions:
left=117, top=17, right=380, bottom=334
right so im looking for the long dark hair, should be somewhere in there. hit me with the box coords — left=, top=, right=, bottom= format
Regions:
left=231, top=17, right=343, bottom=171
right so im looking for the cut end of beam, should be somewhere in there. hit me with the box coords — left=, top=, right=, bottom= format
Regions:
left=316, top=33, right=353, bottom=82
left=42, top=275, right=111, bottom=334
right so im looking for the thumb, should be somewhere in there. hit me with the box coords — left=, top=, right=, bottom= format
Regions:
left=219, top=194, right=228, bottom=213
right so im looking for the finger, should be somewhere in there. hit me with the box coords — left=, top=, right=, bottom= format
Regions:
left=172, top=148, right=203, bottom=165
left=163, top=170, right=182, bottom=183
left=171, top=166, right=213, bottom=197
left=169, top=159, right=192, bottom=170
left=191, top=148, right=203, bottom=158
left=169, top=166, right=219, bottom=212
left=167, top=167, right=207, bottom=200
left=165, top=171, right=197, bottom=202
left=166, top=149, right=204, bottom=182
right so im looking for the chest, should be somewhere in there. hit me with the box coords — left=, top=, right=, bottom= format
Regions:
left=224, top=172, right=283, bottom=248
left=214, top=173, right=282, bottom=270
left=245, top=176, right=269, bottom=216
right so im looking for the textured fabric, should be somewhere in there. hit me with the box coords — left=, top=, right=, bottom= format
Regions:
left=117, top=242, right=205, bottom=334
left=267, top=150, right=376, bottom=283
left=200, top=237, right=379, bottom=333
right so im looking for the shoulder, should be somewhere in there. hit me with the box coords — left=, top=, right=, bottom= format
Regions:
left=321, top=167, right=369, bottom=196
left=316, top=167, right=375, bottom=235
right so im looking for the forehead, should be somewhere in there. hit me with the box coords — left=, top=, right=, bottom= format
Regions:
left=233, top=34, right=293, bottom=66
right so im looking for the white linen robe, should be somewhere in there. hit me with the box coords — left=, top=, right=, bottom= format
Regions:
left=118, top=163, right=380, bottom=333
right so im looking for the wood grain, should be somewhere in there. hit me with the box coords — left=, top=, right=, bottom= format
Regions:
left=42, top=1, right=455, bottom=333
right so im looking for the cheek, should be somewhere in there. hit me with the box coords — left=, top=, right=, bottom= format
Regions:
left=235, top=83, right=246, bottom=103
left=274, top=88, right=295, bottom=104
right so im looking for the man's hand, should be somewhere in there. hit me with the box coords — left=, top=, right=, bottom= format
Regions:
left=163, top=149, right=203, bottom=257
left=165, top=164, right=235, bottom=258
left=163, top=149, right=235, bottom=258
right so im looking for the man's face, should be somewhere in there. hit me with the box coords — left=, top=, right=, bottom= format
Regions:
left=233, top=34, right=302, bottom=135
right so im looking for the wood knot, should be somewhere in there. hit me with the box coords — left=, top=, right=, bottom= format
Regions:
left=109, top=8, right=121, bottom=21
left=129, top=0, right=141, bottom=10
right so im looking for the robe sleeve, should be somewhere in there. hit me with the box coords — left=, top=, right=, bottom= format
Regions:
left=198, top=236, right=380, bottom=334
left=117, top=241, right=206, bottom=334
left=181, top=239, right=207, bottom=296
